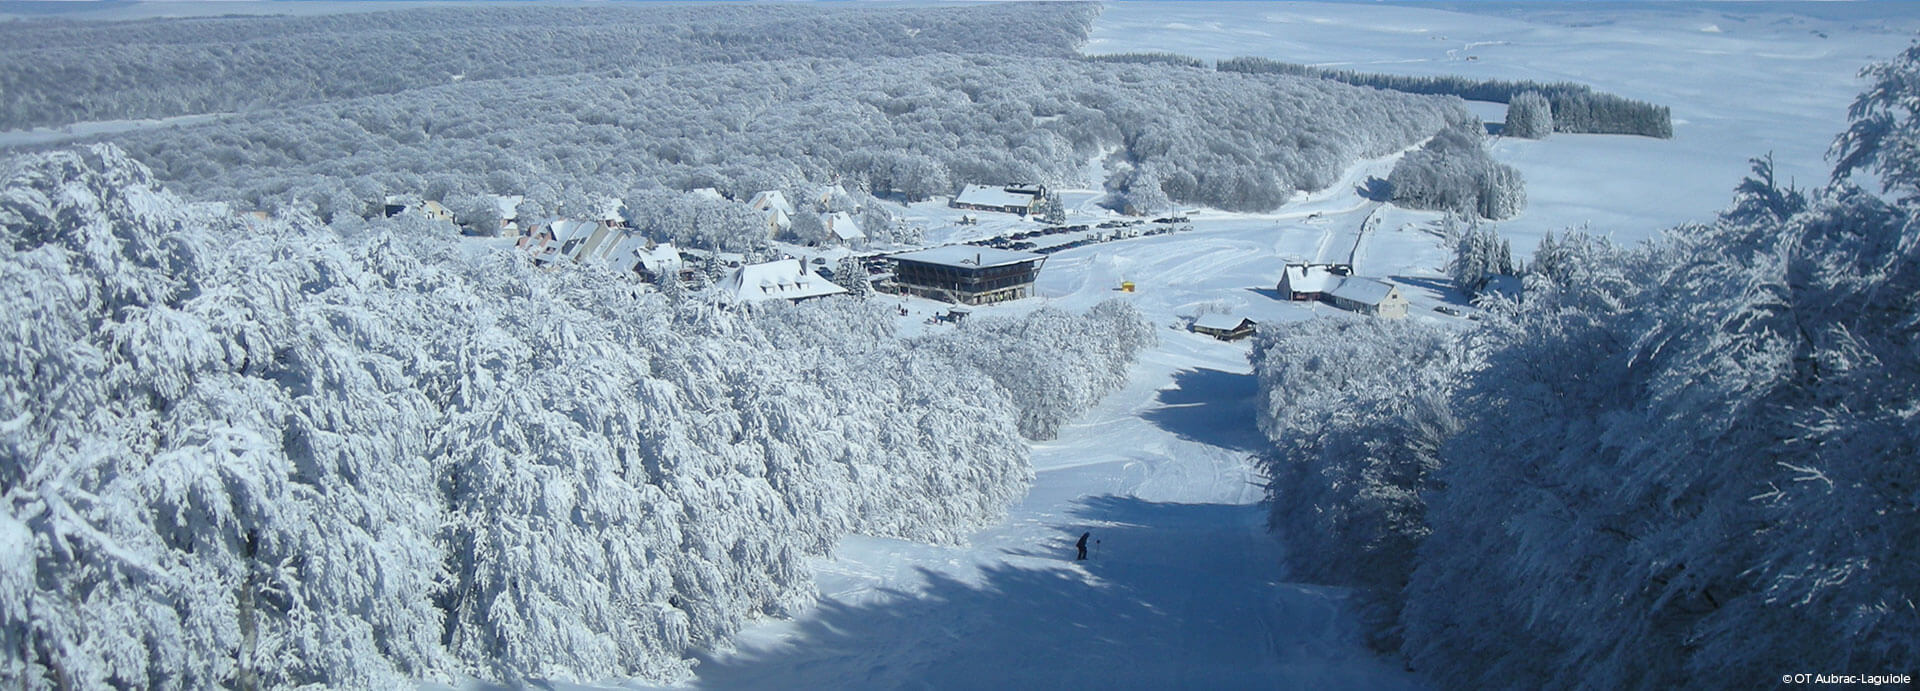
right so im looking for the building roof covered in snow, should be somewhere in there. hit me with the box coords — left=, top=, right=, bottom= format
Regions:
left=1326, top=276, right=1398, bottom=306
left=750, top=190, right=796, bottom=216
left=1192, top=314, right=1254, bottom=332
left=952, top=184, right=1036, bottom=211
left=823, top=211, right=863, bottom=241
left=724, top=259, right=847, bottom=302
left=634, top=243, right=683, bottom=276
left=890, top=245, right=1045, bottom=269
left=1279, top=264, right=1339, bottom=294
left=605, top=233, right=652, bottom=273
left=689, top=187, right=726, bottom=202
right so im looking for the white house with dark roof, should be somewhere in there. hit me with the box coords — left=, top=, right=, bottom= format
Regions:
left=724, top=259, right=848, bottom=303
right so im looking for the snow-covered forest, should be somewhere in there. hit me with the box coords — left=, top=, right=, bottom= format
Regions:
left=1386, top=124, right=1527, bottom=220
left=0, top=2, right=1480, bottom=222
left=1251, top=45, right=1920, bottom=687
left=0, top=4, right=1099, bottom=131
left=85, top=53, right=1466, bottom=221
left=0, top=146, right=1149, bottom=686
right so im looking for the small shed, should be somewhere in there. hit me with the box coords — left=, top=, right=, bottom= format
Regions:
left=1191, top=315, right=1257, bottom=341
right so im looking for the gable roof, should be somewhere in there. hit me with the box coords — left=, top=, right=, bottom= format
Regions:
left=1280, top=264, right=1338, bottom=293
left=724, top=259, right=848, bottom=302
left=765, top=206, right=792, bottom=230
left=823, top=211, right=863, bottom=240
left=750, top=190, right=796, bottom=216
left=604, top=233, right=652, bottom=273
left=634, top=243, right=683, bottom=275
left=1327, top=276, right=1399, bottom=306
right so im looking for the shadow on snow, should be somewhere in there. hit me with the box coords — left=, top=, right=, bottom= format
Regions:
left=1140, top=367, right=1265, bottom=454
left=690, top=495, right=1330, bottom=690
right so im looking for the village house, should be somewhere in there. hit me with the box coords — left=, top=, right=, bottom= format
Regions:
left=1275, top=263, right=1407, bottom=319
left=1190, top=314, right=1257, bottom=341
left=382, top=196, right=456, bottom=224
left=724, top=259, right=848, bottom=303
left=889, top=245, right=1047, bottom=305
left=630, top=242, right=685, bottom=283
left=950, top=184, right=1046, bottom=216
left=822, top=211, right=865, bottom=248
left=1326, top=277, right=1410, bottom=318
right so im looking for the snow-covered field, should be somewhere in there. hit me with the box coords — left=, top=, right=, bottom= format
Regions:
left=1091, top=1, right=1920, bottom=256
left=603, top=3, right=1920, bottom=689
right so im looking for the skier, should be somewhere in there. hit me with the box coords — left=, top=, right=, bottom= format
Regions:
left=1076, top=532, right=1090, bottom=561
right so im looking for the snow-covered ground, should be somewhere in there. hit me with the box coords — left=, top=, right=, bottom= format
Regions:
left=601, top=4, right=1920, bottom=689
left=1090, top=0, right=1920, bottom=257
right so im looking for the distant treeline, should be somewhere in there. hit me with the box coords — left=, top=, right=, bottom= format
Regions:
left=1082, top=52, right=1210, bottom=69
left=1217, top=56, right=1672, bottom=138
left=0, top=2, right=1101, bottom=130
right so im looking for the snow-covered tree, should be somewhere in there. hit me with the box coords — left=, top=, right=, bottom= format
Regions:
left=1254, top=44, right=1920, bottom=688
left=1447, top=224, right=1515, bottom=296
left=1502, top=91, right=1552, bottom=139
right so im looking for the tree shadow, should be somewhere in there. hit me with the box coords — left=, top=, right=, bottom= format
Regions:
left=690, top=495, right=1331, bottom=690
left=1246, top=286, right=1287, bottom=301
left=1140, top=368, right=1264, bottom=453
left=1387, top=275, right=1472, bottom=309
left=1355, top=176, right=1393, bottom=202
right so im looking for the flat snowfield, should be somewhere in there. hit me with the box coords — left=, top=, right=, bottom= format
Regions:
left=608, top=3, right=1920, bottom=690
